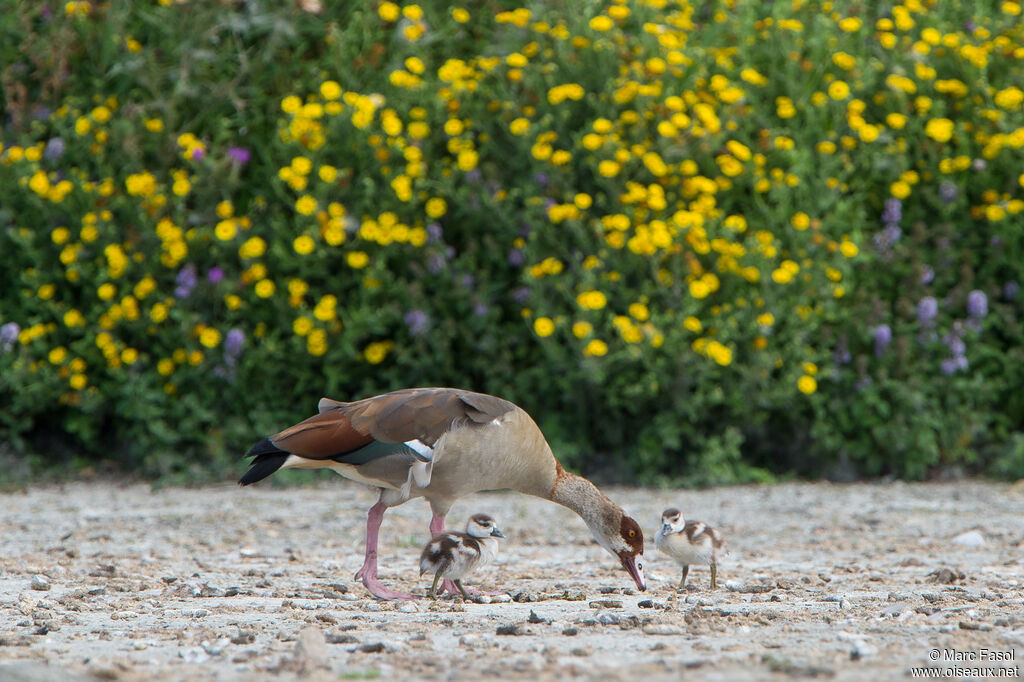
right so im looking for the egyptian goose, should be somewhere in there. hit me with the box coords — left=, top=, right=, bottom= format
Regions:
left=654, top=508, right=724, bottom=590
left=420, top=513, right=504, bottom=599
left=240, top=387, right=646, bottom=599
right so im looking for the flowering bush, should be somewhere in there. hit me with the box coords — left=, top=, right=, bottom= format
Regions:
left=2, top=0, right=1023, bottom=482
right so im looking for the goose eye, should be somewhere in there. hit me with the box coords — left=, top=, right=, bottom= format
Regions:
left=637, top=560, right=643, bottom=570
left=627, top=529, right=636, bottom=538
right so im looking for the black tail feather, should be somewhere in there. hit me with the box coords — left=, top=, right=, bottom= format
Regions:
left=239, top=438, right=290, bottom=486
left=239, top=453, right=289, bottom=486
left=244, top=437, right=284, bottom=459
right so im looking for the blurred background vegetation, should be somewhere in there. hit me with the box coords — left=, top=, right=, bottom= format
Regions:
left=2, top=0, right=1023, bottom=485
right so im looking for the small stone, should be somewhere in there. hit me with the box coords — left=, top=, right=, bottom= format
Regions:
left=471, top=595, right=492, bottom=604
left=527, top=610, right=546, bottom=624
left=643, top=623, right=683, bottom=635
left=30, top=575, right=51, bottom=591
left=294, top=627, right=329, bottom=670
left=927, top=568, right=965, bottom=584
left=598, top=613, right=620, bottom=625
left=959, top=621, right=993, bottom=631
left=201, top=637, right=230, bottom=656
left=638, top=600, right=655, bottom=608
left=589, top=600, right=623, bottom=609
left=513, top=592, right=538, bottom=603
left=496, top=624, right=530, bottom=636
left=326, top=633, right=358, bottom=644
left=951, top=530, right=985, bottom=547
left=161, top=576, right=178, bottom=584
left=179, top=648, right=209, bottom=664
left=562, top=627, right=579, bottom=636
left=396, top=602, right=418, bottom=613
left=571, top=647, right=594, bottom=656
left=356, top=642, right=386, bottom=653
left=489, top=593, right=512, bottom=603
left=363, top=602, right=383, bottom=612
left=183, top=608, right=210, bottom=618
left=879, top=604, right=907, bottom=618
left=231, top=629, right=256, bottom=645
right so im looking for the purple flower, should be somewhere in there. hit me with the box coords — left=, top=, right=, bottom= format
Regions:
left=833, top=339, right=851, bottom=365
left=947, top=337, right=966, bottom=356
left=426, top=222, right=443, bottom=242
left=507, top=249, right=524, bottom=267
left=941, top=358, right=958, bottom=376
left=227, top=147, right=251, bottom=165
left=459, top=274, right=475, bottom=289
left=224, top=328, right=245, bottom=357
left=474, top=302, right=489, bottom=316
left=403, top=310, right=430, bottom=336
left=512, top=287, right=530, bottom=303
left=881, top=198, right=902, bottom=225
left=189, top=147, right=206, bottom=161
left=207, top=267, right=224, bottom=284
left=174, top=264, right=197, bottom=298
left=1, top=321, right=20, bottom=351
left=966, top=290, right=987, bottom=318
left=534, top=172, right=549, bottom=187
left=1004, top=281, right=1019, bottom=300
left=44, top=138, right=65, bottom=161
left=917, top=296, right=938, bottom=325
left=427, top=254, right=447, bottom=274
left=873, top=324, right=892, bottom=356
left=920, top=265, right=935, bottom=285
left=939, top=181, right=958, bottom=204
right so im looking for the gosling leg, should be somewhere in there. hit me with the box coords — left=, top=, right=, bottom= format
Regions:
left=428, top=573, right=442, bottom=600
left=454, top=579, right=470, bottom=600
left=710, top=561, right=718, bottom=590
left=679, top=565, right=690, bottom=590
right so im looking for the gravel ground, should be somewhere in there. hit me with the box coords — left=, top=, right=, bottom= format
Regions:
left=1, top=480, right=1022, bottom=681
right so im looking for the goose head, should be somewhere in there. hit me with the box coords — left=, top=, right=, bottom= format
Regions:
left=594, top=514, right=646, bottom=591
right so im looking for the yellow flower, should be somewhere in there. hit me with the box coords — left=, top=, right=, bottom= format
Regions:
left=838, top=17, right=862, bottom=32
left=798, top=375, right=818, bottom=394
left=509, top=118, right=530, bottom=135
left=293, top=316, right=313, bottom=336
left=572, top=321, right=592, bottom=338
left=121, top=348, right=139, bottom=365
left=839, top=240, right=859, bottom=258
left=791, top=212, right=810, bottom=230
left=451, top=7, right=469, bottom=22
left=347, top=251, right=369, bottom=269
left=426, top=197, right=447, bottom=218
left=318, top=165, right=338, bottom=182
left=293, top=234, right=315, bottom=255
left=925, top=118, right=954, bottom=142
left=199, top=327, right=221, bottom=348
left=583, top=339, right=608, bottom=357
left=827, top=81, right=850, bottom=100
left=150, top=302, right=169, bottom=323
left=533, top=317, right=555, bottom=337
left=364, top=340, right=393, bottom=364
left=320, top=80, right=342, bottom=100
left=683, top=316, right=702, bottom=333
left=628, top=302, right=649, bottom=321
left=598, top=160, right=620, bottom=177
left=307, top=329, right=328, bottom=356
left=215, top=219, right=237, bottom=241
left=239, top=236, right=266, bottom=259
left=890, top=180, right=911, bottom=199
left=706, top=340, right=732, bottom=366
left=157, top=359, right=175, bottom=376
left=254, top=279, right=275, bottom=298
left=295, top=195, right=317, bottom=216
left=69, top=373, right=87, bottom=390
left=97, top=283, right=116, bottom=300
left=576, top=290, right=607, bottom=310
left=589, top=15, right=613, bottom=31
left=48, top=346, right=67, bottom=365
left=689, top=279, right=711, bottom=299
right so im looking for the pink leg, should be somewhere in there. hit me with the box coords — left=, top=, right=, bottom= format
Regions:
left=354, top=500, right=415, bottom=600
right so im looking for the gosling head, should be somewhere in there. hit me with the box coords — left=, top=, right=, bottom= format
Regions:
left=466, top=513, right=505, bottom=539
left=660, top=507, right=686, bottom=534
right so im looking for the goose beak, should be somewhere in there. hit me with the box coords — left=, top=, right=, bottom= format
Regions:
left=491, top=527, right=505, bottom=538
left=621, top=554, right=647, bottom=591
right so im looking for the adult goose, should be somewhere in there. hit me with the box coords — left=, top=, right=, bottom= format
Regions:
left=240, top=387, right=646, bottom=599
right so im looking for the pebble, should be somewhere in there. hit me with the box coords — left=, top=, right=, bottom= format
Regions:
left=951, top=530, right=985, bottom=547
left=496, top=624, right=530, bottom=636
left=356, top=642, right=386, bottom=653
left=959, top=621, right=993, bottom=631
left=598, top=613, right=620, bottom=625
left=231, top=629, right=256, bottom=645
left=589, top=600, right=623, bottom=609
left=201, top=638, right=231, bottom=656
left=571, top=647, right=594, bottom=656
left=527, top=610, right=547, bottom=624
left=182, top=608, right=210, bottom=618
left=562, top=627, right=579, bottom=636
left=326, top=633, right=358, bottom=644
left=30, top=575, right=51, bottom=591
left=396, top=602, right=418, bottom=613
left=363, top=603, right=383, bottom=612
left=294, top=627, right=330, bottom=670
left=643, top=624, right=683, bottom=636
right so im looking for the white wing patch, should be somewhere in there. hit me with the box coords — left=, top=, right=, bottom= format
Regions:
left=405, top=439, right=435, bottom=461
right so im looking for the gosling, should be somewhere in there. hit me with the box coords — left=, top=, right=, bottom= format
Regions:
left=654, top=507, right=725, bottom=590
left=420, top=513, right=504, bottom=599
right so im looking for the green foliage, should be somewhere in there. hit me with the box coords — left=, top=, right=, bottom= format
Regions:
left=2, top=0, right=1023, bottom=484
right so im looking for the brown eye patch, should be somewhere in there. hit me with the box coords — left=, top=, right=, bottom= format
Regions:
left=619, top=516, right=644, bottom=554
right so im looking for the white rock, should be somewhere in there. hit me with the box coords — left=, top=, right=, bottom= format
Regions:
left=30, top=575, right=51, bottom=591
left=951, top=530, right=985, bottom=547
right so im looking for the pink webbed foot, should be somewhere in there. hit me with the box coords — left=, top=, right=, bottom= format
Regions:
left=361, top=574, right=418, bottom=600
left=436, top=579, right=508, bottom=599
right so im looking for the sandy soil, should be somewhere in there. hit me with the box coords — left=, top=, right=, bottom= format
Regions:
left=1, top=480, right=1022, bottom=681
